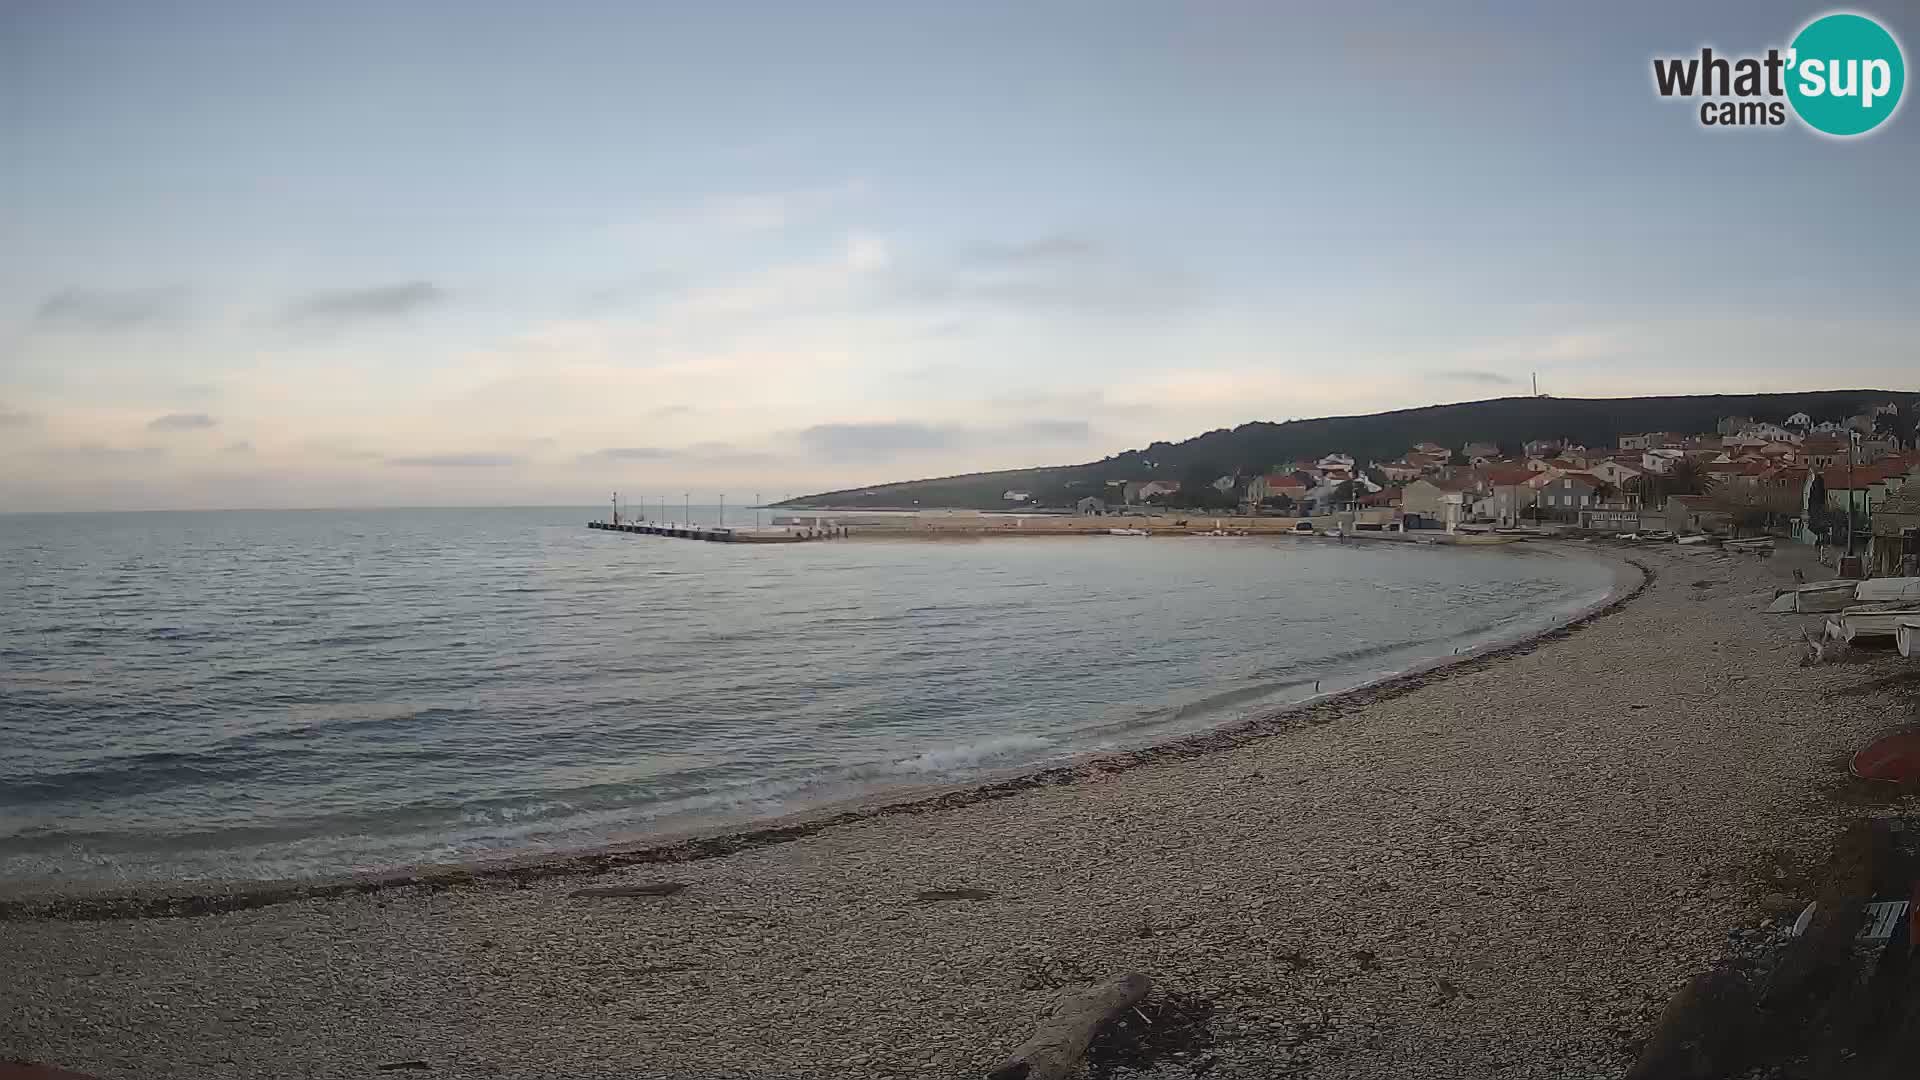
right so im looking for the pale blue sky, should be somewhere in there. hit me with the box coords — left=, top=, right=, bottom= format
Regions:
left=2, top=1, right=1915, bottom=508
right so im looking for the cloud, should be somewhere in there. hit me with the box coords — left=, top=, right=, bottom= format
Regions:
left=797, top=421, right=958, bottom=458
left=0, top=409, right=44, bottom=429
left=281, top=282, right=446, bottom=326
left=794, top=419, right=1093, bottom=461
left=38, top=444, right=168, bottom=462
left=965, top=233, right=1102, bottom=265
left=886, top=236, right=1195, bottom=317
left=1009, top=418, right=1092, bottom=441
left=577, top=442, right=776, bottom=466
left=578, top=446, right=678, bottom=462
left=679, top=441, right=777, bottom=465
left=220, top=440, right=254, bottom=455
left=920, top=320, right=970, bottom=339
left=647, top=404, right=694, bottom=418
left=1430, top=369, right=1519, bottom=386
left=384, top=452, right=523, bottom=467
left=611, top=181, right=866, bottom=245
left=147, top=412, right=218, bottom=431
left=843, top=233, right=891, bottom=273
left=34, top=287, right=188, bottom=331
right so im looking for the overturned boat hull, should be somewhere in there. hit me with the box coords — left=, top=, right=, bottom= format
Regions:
left=1770, top=581, right=1861, bottom=614
left=1826, top=607, right=1920, bottom=644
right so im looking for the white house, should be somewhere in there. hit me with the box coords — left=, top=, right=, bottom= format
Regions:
left=1641, top=448, right=1687, bottom=475
left=1002, top=490, right=1032, bottom=502
left=1589, top=459, right=1644, bottom=487
left=1786, top=411, right=1812, bottom=428
left=1137, top=480, right=1181, bottom=500
left=1738, top=421, right=1799, bottom=443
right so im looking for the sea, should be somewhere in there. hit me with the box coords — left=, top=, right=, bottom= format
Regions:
left=0, top=507, right=1619, bottom=890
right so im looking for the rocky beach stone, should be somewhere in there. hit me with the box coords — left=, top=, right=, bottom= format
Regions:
left=2, top=542, right=1912, bottom=1079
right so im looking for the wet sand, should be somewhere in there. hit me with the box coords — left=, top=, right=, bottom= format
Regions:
left=3, top=542, right=1911, bottom=1079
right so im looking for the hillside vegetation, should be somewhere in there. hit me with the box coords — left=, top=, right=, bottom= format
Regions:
left=781, top=390, right=1914, bottom=509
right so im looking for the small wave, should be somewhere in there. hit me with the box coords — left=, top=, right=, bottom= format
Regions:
left=876, top=734, right=1056, bottom=775
left=1165, top=679, right=1315, bottom=722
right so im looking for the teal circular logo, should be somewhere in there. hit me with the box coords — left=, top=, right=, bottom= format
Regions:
left=1786, top=12, right=1905, bottom=136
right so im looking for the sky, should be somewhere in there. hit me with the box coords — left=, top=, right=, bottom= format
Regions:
left=2, top=0, right=1917, bottom=510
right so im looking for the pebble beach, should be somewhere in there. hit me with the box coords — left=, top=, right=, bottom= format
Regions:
left=4, top=541, right=1914, bottom=1080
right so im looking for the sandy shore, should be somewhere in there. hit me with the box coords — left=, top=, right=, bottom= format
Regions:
left=4, top=542, right=1915, bottom=1079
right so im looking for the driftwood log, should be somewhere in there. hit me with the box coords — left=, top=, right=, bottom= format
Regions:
left=987, top=972, right=1151, bottom=1080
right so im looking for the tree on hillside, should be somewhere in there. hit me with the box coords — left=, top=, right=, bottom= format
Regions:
left=1330, top=480, right=1360, bottom=508
left=1181, top=461, right=1224, bottom=495
left=1666, top=457, right=1714, bottom=497
left=1873, top=407, right=1901, bottom=444
left=1261, top=493, right=1297, bottom=515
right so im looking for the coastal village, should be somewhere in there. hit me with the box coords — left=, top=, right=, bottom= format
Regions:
left=1043, top=402, right=1920, bottom=573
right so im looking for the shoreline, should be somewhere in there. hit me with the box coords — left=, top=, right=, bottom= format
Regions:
left=0, top=544, right=1646, bottom=922
left=9, top=540, right=1908, bottom=1079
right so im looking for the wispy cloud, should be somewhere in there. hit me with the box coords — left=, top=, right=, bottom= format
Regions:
left=578, top=446, right=677, bottom=462
left=147, top=412, right=218, bottom=431
left=1430, top=369, right=1518, bottom=386
left=38, top=443, right=168, bottom=462
left=219, top=440, right=255, bottom=455
left=612, top=180, right=866, bottom=245
left=34, top=287, right=188, bottom=331
left=794, top=419, right=1093, bottom=461
left=887, top=235, right=1195, bottom=317
left=965, top=233, right=1102, bottom=266
left=385, top=452, right=523, bottom=467
left=797, top=421, right=957, bottom=457
left=578, top=442, right=776, bottom=466
left=0, top=408, right=44, bottom=429
left=1009, top=418, right=1092, bottom=441
left=281, top=282, right=446, bottom=326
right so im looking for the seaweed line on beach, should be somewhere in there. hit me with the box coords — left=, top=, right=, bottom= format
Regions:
left=0, top=550, right=1653, bottom=924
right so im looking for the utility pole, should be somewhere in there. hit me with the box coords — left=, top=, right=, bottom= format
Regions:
left=684, top=491, right=691, bottom=527
left=1846, top=429, right=1858, bottom=556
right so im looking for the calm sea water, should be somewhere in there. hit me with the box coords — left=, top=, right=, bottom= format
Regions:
left=0, top=508, right=1617, bottom=889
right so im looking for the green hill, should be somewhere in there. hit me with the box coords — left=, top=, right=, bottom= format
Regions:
left=781, top=389, right=1915, bottom=509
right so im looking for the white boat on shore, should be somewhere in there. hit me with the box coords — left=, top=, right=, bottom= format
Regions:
left=1855, top=578, right=1920, bottom=604
left=1825, top=606, right=1920, bottom=643
left=1767, top=580, right=1860, bottom=614
left=1898, top=617, right=1920, bottom=659
left=1107, top=527, right=1149, bottom=536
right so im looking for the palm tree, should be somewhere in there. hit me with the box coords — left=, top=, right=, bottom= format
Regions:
left=1667, top=457, right=1715, bottom=497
